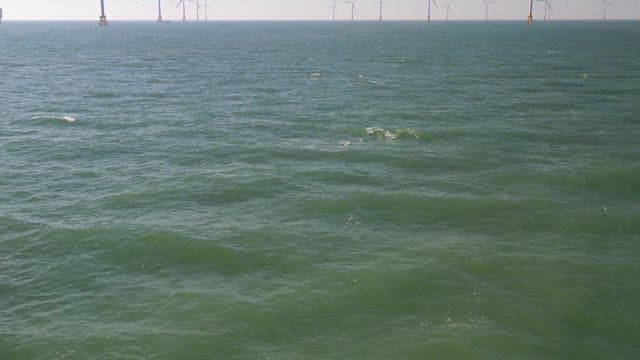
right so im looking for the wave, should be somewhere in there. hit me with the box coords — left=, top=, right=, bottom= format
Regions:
left=365, top=127, right=420, bottom=141
left=30, top=115, right=76, bottom=124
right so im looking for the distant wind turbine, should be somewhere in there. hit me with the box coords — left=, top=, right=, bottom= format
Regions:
left=427, top=0, right=438, bottom=22
left=99, top=0, right=108, bottom=26
left=544, top=0, right=552, bottom=21
left=192, top=0, right=202, bottom=21
left=342, top=0, right=356, bottom=21
left=176, top=0, right=187, bottom=21
left=144, top=0, right=165, bottom=22
left=482, top=0, right=498, bottom=21
left=204, top=0, right=212, bottom=20
left=527, top=0, right=533, bottom=24
left=379, top=0, right=384, bottom=21
left=328, top=0, right=338, bottom=20
left=444, top=0, right=454, bottom=20
left=156, top=0, right=164, bottom=22
left=602, top=0, right=614, bottom=20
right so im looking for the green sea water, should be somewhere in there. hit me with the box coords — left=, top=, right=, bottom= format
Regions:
left=1, top=21, right=639, bottom=359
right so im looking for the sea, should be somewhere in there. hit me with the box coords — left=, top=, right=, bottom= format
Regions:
left=1, top=20, right=639, bottom=359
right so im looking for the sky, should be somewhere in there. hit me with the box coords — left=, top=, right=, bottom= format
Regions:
left=0, top=0, right=639, bottom=21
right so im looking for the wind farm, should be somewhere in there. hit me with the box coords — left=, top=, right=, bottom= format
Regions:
left=2, top=0, right=639, bottom=23
left=91, top=0, right=640, bottom=23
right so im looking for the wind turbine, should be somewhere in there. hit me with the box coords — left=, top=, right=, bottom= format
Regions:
left=379, top=0, right=384, bottom=21
left=444, top=0, right=454, bottom=20
left=527, top=0, right=533, bottom=24
left=544, top=0, right=552, bottom=21
left=191, top=0, right=202, bottom=21
left=602, top=0, right=614, bottom=21
left=427, top=0, right=438, bottom=22
left=156, top=0, right=164, bottom=22
left=99, top=0, right=108, bottom=26
left=482, top=0, right=498, bottom=21
left=328, top=0, right=338, bottom=20
left=342, top=0, right=356, bottom=21
left=204, top=0, right=212, bottom=20
left=176, top=0, right=187, bottom=21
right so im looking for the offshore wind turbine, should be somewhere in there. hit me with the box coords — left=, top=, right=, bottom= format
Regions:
left=602, top=0, right=614, bottom=20
left=427, top=0, right=438, bottom=22
left=527, top=0, right=533, bottom=24
left=157, top=0, right=164, bottom=22
left=482, top=0, right=498, bottom=21
left=99, top=0, right=108, bottom=26
left=192, top=0, right=202, bottom=21
left=204, top=0, right=212, bottom=20
left=342, top=0, right=356, bottom=21
left=544, top=0, right=552, bottom=21
left=378, top=0, right=384, bottom=21
left=444, top=0, right=454, bottom=20
left=328, top=0, right=338, bottom=20
left=176, top=0, right=187, bottom=21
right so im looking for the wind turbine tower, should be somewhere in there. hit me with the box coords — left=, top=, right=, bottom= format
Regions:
left=602, top=0, right=613, bottom=20
left=527, top=0, right=533, bottom=24
left=427, top=0, right=438, bottom=22
left=379, top=0, right=384, bottom=21
left=0, top=8, right=3, bottom=24
left=156, top=0, right=163, bottom=23
left=99, top=0, right=108, bottom=26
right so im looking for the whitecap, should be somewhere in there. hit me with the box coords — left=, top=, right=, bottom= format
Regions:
left=366, top=127, right=419, bottom=141
left=31, top=115, right=76, bottom=124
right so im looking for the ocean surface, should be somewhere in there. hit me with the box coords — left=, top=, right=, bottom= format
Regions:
left=1, top=20, right=639, bottom=359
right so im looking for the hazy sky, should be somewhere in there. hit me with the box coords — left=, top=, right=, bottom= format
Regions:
left=1, top=0, right=639, bottom=21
